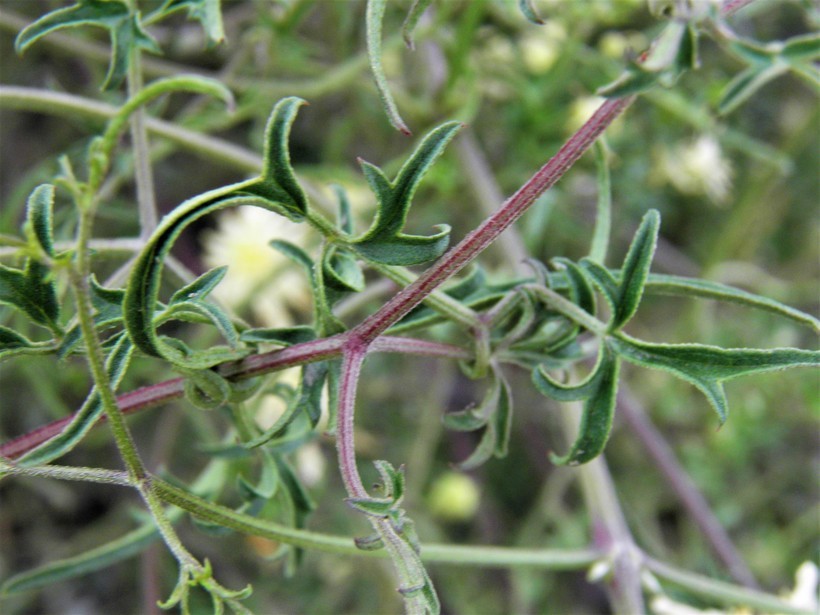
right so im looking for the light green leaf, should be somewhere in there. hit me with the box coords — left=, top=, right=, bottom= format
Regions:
left=718, top=63, right=788, bottom=115
left=609, top=334, right=820, bottom=423
left=366, top=0, right=411, bottom=134
left=401, top=0, right=434, bottom=49
left=352, top=121, right=460, bottom=266
left=644, top=273, right=820, bottom=332
left=151, top=0, right=224, bottom=44
left=781, top=32, right=820, bottom=61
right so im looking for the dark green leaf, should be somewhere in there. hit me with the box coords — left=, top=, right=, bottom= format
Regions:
left=0, top=262, right=60, bottom=331
left=547, top=345, right=620, bottom=466
left=597, top=65, right=662, bottom=98
left=352, top=121, right=461, bottom=266
left=443, top=375, right=500, bottom=431
left=182, top=367, right=232, bottom=410
left=0, top=325, right=38, bottom=362
left=373, top=459, right=406, bottom=503
left=16, top=0, right=161, bottom=90
left=610, top=209, right=658, bottom=330
left=609, top=334, right=820, bottom=423
left=25, top=184, right=55, bottom=257
left=346, top=496, right=395, bottom=517
left=19, top=335, right=133, bottom=466
left=323, top=246, right=365, bottom=292
left=782, top=32, right=820, bottom=61
left=240, top=326, right=316, bottom=346
left=331, top=184, right=354, bottom=234
left=238, top=451, right=280, bottom=500
left=552, top=258, right=595, bottom=316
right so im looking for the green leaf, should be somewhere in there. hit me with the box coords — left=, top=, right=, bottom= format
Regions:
left=580, top=209, right=659, bottom=331
left=323, top=246, right=365, bottom=292
left=552, top=258, right=596, bottom=316
left=718, top=63, right=788, bottom=116
left=25, top=184, right=55, bottom=257
left=541, top=345, right=620, bottom=466
left=352, top=121, right=461, bottom=266
left=151, top=0, right=224, bottom=44
left=517, top=0, right=545, bottom=25
left=124, top=98, right=308, bottom=369
left=597, top=65, right=662, bottom=98
left=610, top=209, right=659, bottom=329
left=0, top=325, right=38, bottom=362
left=0, top=261, right=60, bottom=332
left=401, top=0, right=434, bottom=49
left=450, top=373, right=513, bottom=470
left=609, top=334, right=820, bottom=423
left=240, top=326, right=316, bottom=346
left=19, top=334, right=134, bottom=466
left=782, top=32, right=820, bottom=61
left=589, top=141, right=611, bottom=264
left=16, top=0, right=161, bottom=90
left=169, top=266, right=227, bottom=304
left=237, top=451, right=280, bottom=501
left=366, top=0, right=411, bottom=134
left=643, top=273, right=820, bottom=332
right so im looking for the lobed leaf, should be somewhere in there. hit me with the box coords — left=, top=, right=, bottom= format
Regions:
left=352, top=121, right=461, bottom=266
left=124, top=98, right=308, bottom=369
left=609, top=334, right=820, bottom=423
left=16, top=0, right=161, bottom=90
left=151, top=0, right=225, bottom=44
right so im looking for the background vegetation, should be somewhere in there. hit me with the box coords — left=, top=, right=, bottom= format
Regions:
left=0, top=0, right=817, bottom=613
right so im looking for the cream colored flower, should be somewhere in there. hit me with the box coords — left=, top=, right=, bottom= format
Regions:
left=656, top=136, right=733, bottom=205
left=201, top=205, right=311, bottom=327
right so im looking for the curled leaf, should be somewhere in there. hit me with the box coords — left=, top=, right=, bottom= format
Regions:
left=366, top=0, right=411, bottom=134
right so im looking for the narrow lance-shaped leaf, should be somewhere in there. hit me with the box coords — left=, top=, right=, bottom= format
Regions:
left=366, top=0, right=411, bottom=134
left=18, top=335, right=134, bottom=467
left=0, top=262, right=60, bottom=332
left=718, top=63, right=788, bottom=116
left=535, top=345, right=620, bottom=466
left=610, top=208, right=659, bottom=329
left=401, top=0, right=434, bottom=49
left=352, top=121, right=461, bottom=266
left=609, top=333, right=820, bottom=423
left=643, top=273, right=820, bottom=332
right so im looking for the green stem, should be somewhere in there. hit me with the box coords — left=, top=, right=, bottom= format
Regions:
left=523, top=284, right=609, bottom=336
left=127, top=48, right=158, bottom=238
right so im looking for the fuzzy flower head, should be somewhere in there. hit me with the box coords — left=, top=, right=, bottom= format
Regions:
left=656, top=135, right=733, bottom=205
left=201, top=205, right=311, bottom=327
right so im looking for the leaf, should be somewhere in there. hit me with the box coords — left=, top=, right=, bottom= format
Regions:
left=718, top=63, right=788, bottom=116
left=537, top=345, right=620, bottom=466
left=323, top=246, right=365, bottom=293
left=151, top=0, right=225, bottom=44
left=25, top=184, right=55, bottom=257
left=782, top=32, right=820, bottom=61
left=15, top=0, right=161, bottom=90
left=610, top=209, right=659, bottom=329
left=169, top=266, right=227, bottom=304
left=18, top=334, right=134, bottom=466
left=0, top=325, right=38, bottom=362
left=401, top=0, right=434, bottom=49
left=451, top=373, right=513, bottom=470
left=609, top=334, right=820, bottom=424
left=517, top=0, right=545, bottom=25
left=580, top=209, right=659, bottom=331
left=124, top=98, right=308, bottom=369
left=351, top=121, right=461, bottom=266
left=552, top=258, right=595, bottom=316
left=0, top=261, right=60, bottom=332
left=643, top=273, right=820, bottom=332
left=237, top=451, right=280, bottom=500
left=366, top=0, right=411, bottom=134
left=240, top=326, right=316, bottom=346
